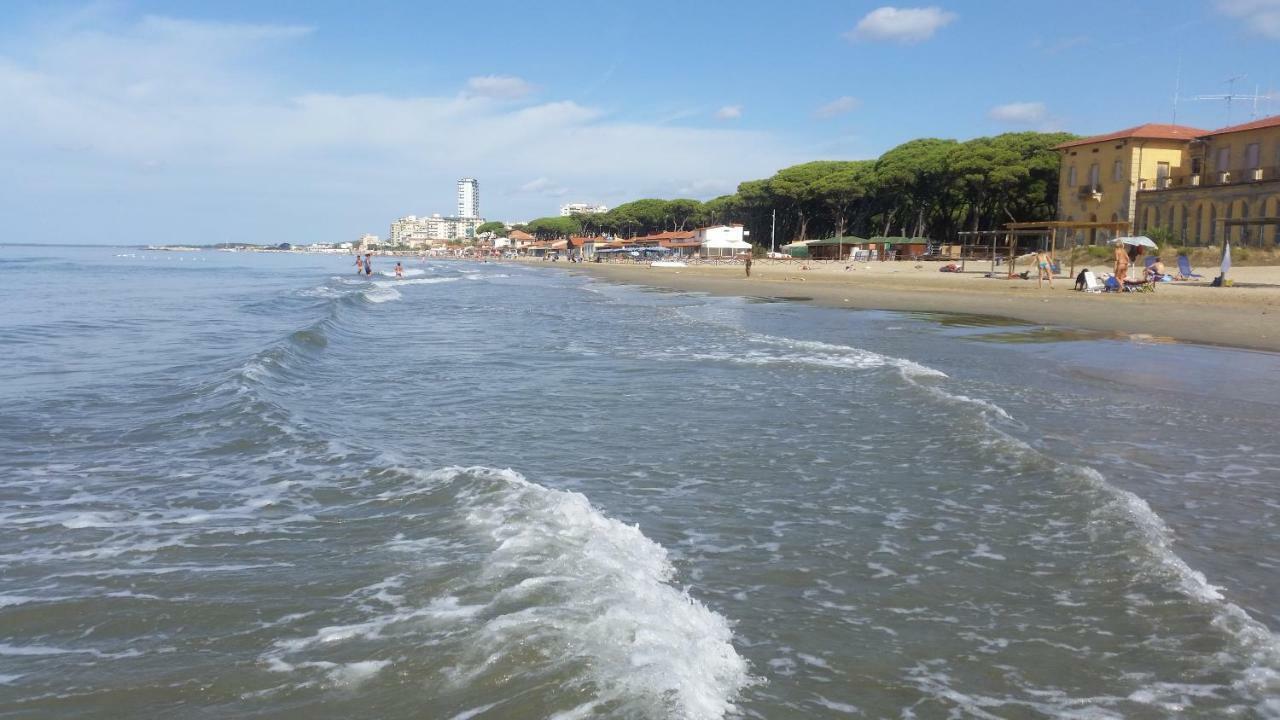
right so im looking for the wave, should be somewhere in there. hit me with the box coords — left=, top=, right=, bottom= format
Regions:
left=892, top=364, right=1280, bottom=710
left=263, top=466, right=754, bottom=718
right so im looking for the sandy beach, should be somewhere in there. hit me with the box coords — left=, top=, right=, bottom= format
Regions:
left=539, top=259, right=1280, bottom=352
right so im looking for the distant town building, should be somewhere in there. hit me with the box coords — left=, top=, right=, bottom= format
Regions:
left=355, top=233, right=379, bottom=251
left=560, top=202, right=609, bottom=217
left=457, top=178, right=480, bottom=219
left=389, top=214, right=484, bottom=247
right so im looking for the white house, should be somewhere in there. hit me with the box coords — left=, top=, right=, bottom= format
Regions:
left=694, top=224, right=751, bottom=257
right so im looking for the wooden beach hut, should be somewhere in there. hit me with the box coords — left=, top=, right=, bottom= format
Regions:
left=806, top=236, right=869, bottom=260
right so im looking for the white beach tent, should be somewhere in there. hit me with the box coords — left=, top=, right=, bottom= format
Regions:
left=697, top=225, right=753, bottom=257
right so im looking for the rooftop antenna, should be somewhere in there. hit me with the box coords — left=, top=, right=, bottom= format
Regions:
left=1172, top=53, right=1182, bottom=125
left=1193, top=74, right=1271, bottom=125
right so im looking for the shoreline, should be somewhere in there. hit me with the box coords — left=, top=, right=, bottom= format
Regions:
left=521, top=259, right=1280, bottom=353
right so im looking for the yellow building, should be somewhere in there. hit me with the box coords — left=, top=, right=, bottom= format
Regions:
left=1055, top=124, right=1207, bottom=245
left=1134, top=115, right=1280, bottom=247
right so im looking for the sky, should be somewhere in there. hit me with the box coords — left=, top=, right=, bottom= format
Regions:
left=2, top=1, right=1279, bottom=245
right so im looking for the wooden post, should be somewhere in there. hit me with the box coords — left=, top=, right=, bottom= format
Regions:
left=1006, top=231, right=1015, bottom=279
left=1049, top=227, right=1057, bottom=276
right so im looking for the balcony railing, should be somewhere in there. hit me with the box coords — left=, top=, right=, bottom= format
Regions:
left=1076, top=183, right=1102, bottom=199
left=1138, top=166, right=1280, bottom=191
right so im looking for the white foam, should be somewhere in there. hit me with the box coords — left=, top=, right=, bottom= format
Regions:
left=893, top=364, right=1280, bottom=708
left=326, top=660, right=390, bottom=687
left=362, top=286, right=401, bottom=303
left=431, top=466, right=753, bottom=720
left=372, top=277, right=459, bottom=289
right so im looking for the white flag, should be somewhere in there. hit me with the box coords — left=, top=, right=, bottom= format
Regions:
left=1221, top=240, right=1232, bottom=275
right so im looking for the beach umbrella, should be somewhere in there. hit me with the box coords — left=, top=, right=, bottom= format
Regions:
left=1116, top=235, right=1158, bottom=250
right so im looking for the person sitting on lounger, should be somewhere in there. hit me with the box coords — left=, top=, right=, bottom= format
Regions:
left=1145, top=259, right=1166, bottom=282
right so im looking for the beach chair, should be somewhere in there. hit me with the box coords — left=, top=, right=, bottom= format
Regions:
left=1177, top=255, right=1203, bottom=279
left=1144, top=256, right=1158, bottom=271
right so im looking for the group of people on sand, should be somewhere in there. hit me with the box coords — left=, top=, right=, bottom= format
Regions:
left=353, top=254, right=404, bottom=279
left=1112, top=240, right=1164, bottom=282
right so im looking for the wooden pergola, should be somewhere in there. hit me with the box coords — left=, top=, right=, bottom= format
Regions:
left=1002, top=220, right=1132, bottom=278
left=1221, top=216, right=1280, bottom=247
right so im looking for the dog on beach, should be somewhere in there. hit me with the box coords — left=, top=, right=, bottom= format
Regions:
left=1075, top=269, right=1088, bottom=291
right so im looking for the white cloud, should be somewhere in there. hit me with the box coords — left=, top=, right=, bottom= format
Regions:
left=815, top=96, right=860, bottom=119
left=516, top=177, right=569, bottom=196
left=465, top=74, right=536, bottom=100
left=988, top=101, right=1048, bottom=125
left=714, top=105, right=742, bottom=120
left=0, top=13, right=802, bottom=243
left=1216, top=0, right=1280, bottom=38
left=846, top=6, right=956, bottom=43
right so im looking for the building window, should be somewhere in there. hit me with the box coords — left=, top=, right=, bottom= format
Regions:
left=1112, top=159, right=1123, bottom=182
left=1246, top=142, right=1261, bottom=169
left=1088, top=163, right=1100, bottom=187
left=1068, top=165, right=1077, bottom=186
left=1209, top=204, right=1217, bottom=244
left=1216, top=146, right=1230, bottom=173
left=1195, top=204, right=1203, bottom=244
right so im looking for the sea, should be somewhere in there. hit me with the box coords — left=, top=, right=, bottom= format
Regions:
left=2, top=245, right=1279, bottom=719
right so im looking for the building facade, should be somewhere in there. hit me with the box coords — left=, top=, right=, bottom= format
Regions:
left=1055, top=124, right=1206, bottom=246
left=1132, top=115, right=1280, bottom=247
left=1057, top=116, right=1280, bottom=246
left=559, top=203, right=609, bottom=217
left=389, top=214, right=484, bottom=247
left=457, top=178, right=479, bottom=219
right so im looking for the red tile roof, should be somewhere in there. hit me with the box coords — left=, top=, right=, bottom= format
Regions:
left=1055, top=123, right=1210, bottom=149
left=1200, top=113, right=1280, bottom=137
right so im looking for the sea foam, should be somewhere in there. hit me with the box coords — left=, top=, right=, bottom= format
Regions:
left=430, top=466, right=754, bottom=719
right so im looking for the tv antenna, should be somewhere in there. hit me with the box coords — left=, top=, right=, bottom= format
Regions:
left=1193, top=75, right=1274, bottom=125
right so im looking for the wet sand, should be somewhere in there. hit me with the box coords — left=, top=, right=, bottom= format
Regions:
left=539, top=260, right=1280, bottom=352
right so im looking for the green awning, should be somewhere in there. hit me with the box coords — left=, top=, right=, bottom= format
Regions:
left=806, top=236, right=869, bottom=247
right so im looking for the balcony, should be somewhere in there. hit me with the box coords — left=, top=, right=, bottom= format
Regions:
left=1139, top=167, right=1280, bottom=191
left=1076, top=184, right=1102, bottom=200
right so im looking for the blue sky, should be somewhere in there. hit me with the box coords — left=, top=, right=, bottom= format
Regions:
left=2, top=1, right=1278, bottom=245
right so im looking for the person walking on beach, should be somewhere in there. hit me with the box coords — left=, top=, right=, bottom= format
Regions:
left=1113, top=241, right=1129, bottom=282
left=363, top=253, right=372, bottom=278
left=1035, top=250, right=1054, bottom=289
left=394, top=261, right=403, bottom=279
left=744, top=253, right=753, bottom=278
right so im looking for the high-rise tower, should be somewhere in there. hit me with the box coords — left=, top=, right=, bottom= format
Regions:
left=456, top=178, right=479, bottom=219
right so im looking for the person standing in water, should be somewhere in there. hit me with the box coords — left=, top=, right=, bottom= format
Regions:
left=363, top=253, right=372, bottom=278
left=354, top=253, right=364, bottom=275
left=394, top=261, right=403, bottom=279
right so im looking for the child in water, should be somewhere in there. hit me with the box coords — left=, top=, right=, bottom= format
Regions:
left=394, top=262, right=403, bottom=279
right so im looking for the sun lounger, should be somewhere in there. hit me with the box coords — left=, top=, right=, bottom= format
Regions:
left=1177, top=255, right=1203, bottom=279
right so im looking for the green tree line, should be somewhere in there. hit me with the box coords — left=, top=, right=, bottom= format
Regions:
left=516, top=131, right=1075, bottom=243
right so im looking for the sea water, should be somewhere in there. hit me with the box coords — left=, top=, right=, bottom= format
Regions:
left=1, top=246, right=1278, bottom=718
